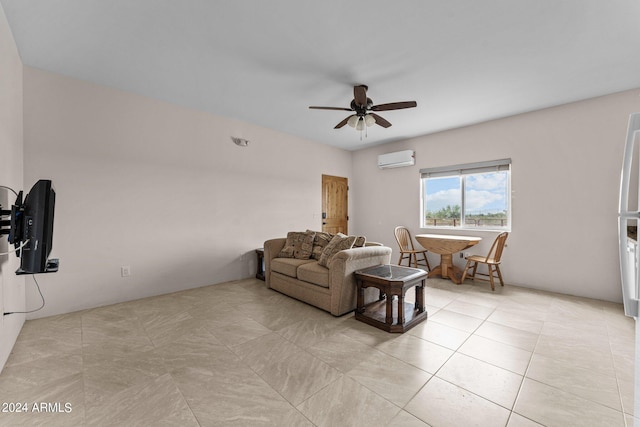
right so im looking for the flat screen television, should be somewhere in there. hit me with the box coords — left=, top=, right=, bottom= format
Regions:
left=11, top=180, right=58, bottom=275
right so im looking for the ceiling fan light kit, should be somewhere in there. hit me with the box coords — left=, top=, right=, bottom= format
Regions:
left=309, top=85, right=417, bottom=139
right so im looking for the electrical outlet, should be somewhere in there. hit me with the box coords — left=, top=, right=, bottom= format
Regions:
left=121, top=266, right=131, bottom=277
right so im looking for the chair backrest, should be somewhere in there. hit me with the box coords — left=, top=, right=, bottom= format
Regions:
left=485, top=232, right=509, bottom=262
left=394, top=226, right=415, bottom=251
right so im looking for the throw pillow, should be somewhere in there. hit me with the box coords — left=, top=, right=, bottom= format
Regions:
left=277, top=231, right=316, bottom=259
left=353, top=236, right=366, bottom=248
left=308, top=230, right=334, bottom=260
left=318, top=233, right=356, bottom=267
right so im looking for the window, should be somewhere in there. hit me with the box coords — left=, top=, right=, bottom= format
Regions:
left=420, top=159, right=511, bottom=230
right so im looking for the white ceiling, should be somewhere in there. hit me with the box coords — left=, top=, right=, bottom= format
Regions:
left=2, top=1, right=640, bottom=150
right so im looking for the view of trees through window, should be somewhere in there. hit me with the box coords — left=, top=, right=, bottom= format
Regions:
left=423, top=171, right=510, bottom=229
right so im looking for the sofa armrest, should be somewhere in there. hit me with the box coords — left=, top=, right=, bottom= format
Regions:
left=328, top=245, right=392, bottom=315
left=264, top=238, right=286, bottom=287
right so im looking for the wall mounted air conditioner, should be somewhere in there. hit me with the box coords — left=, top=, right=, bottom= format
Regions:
left=378, top=150, right=415, bottom=169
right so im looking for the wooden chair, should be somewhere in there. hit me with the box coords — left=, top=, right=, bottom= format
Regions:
left=394, top=226, right=431, bottom=271
left=461, top=232, right=508, bottom=291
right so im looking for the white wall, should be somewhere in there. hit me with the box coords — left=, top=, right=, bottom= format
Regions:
left=23, top=67, right=353, bottom=318
left=352, top=89, right=640, bottom=302
left=0, top=3, right=25, bottom=370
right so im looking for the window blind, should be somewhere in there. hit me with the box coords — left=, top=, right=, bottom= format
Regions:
left=420, top=158, right=511, bottom=178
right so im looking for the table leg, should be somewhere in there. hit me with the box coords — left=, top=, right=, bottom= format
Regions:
left=397, top=293, right=405, bottom=325
left=357, top=281, right=365, bottom=314
left=385, top=296, right=393, bottom=325
left=427, top=253, right=466, bottom=284
left=415, top=280, right=425, bottom=312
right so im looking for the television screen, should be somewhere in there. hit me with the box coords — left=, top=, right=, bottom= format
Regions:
left=15, top=180, right=58, bottom=275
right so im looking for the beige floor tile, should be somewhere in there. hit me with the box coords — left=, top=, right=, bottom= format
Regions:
left=339, top=316, right=401, bottom=347
left=174, top=363, right=311, bottom=426
left=85, top=373, right=198, bottom=426
left=387, top=410, right=431, bottom=426
left=297, top=375, right=400, bottom=427
left=0, top=372, right=85, bottom=427
left=526, top=353, right=622, bottom=411
left=405, top=376, right=511, bottom=427
left=454, top=289, right=504, bottom=309
left=257, top=349, right=343, bottom=406
left=276, top=316, right=348, bottom=348
left=507, top=413, right=545, bottom=426
left=429, top=308, right=485, bottom=332
left=458, top=334, right=532, bottom=375
left=534, top=334, right=616, bottom=377
left=409, top=318, right=471, bottom=350
left=232, top=332, right=304, bottom=374
left=437, top=352, right=523, bottom=409
left=618, top=375, right=635, bottom=416
left=0, top=352, right=82, bottom=395
left=514, top=378, right=625, bottom=427
left=443, top=299, right=495, bottom=319
left=208, top=317, right=272, bottom=346
left=376, top=333, right=453, bottom=374
left=347, top=349, right=432, bottom=407
left=475, top=321, right=539, bottom=352
left=81, top=315, right=155, bottom=357
left=7, top=314, right=82, bottom=366
left=306, top=332, right=377, bottom=374
left=83, top=348, right=167, bottom=406
left=485, top=309, right=544, bottom=334
left=540, top=318, right=609, bottom=344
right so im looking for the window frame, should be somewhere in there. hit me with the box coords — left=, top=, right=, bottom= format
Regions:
left=420, top=159, right=512, bottom=231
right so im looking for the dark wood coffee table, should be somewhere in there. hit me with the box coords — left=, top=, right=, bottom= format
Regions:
left=354, top=264, right=428, bottom=333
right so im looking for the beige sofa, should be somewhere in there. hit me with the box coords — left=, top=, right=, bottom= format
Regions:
left=264, top=232, right=392, bottom=316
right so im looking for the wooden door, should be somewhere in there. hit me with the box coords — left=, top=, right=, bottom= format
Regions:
left=322, top=174, right=348, bottom=234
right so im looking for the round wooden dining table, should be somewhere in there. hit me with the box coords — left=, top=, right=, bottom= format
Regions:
left=415, top=234, right=482, bottom=284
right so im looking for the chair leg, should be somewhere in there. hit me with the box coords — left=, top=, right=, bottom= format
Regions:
left=488, top=265, right=495, bottom=291
left=470, top=262, right=478, bottom=280
left=496, top=265, right=504, bottom=286
left=422, top=251, right=431, bottom=271
left=398, top=253, right=404, bottom=266
left=461, top=260, right=472, bottom=283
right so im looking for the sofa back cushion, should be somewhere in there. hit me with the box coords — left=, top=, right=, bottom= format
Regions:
left=308, top=230, right=334, bottom=260
left=318, top=233, right=356, bottom=267
left=277, top=231, right=316, bottom=259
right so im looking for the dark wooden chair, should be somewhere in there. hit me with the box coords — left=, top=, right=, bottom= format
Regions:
left=461, top=232, right=509, bottom=291
left=394, top=226, right=431, bottom=271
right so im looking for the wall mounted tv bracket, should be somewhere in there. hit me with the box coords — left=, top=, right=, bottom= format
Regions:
left=0, top=190, right=24, bottom=254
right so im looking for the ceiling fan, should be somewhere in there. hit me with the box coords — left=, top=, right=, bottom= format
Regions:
left=309, top=85, right=417, bottom=131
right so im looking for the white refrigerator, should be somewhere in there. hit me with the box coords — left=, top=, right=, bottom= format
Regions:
left=618, top=112, right=640, bottom=422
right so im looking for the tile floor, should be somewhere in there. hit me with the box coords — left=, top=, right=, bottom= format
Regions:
left=0, top=277, right=636, bottom=426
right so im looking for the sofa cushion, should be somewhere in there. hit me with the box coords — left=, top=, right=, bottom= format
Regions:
left=277, top=231, right=316, bottom=259
left=353, top=236, right=366, bottom=247
left=308, top=230, right=334, bottom=260
left=271, top=258, right=315, bottom=278
left=297, top=262, right=330, bottom=288
left=318, top=233, right=356, bottom=267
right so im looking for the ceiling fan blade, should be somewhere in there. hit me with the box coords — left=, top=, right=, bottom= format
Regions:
left=334, top=116, right=352, bottom=129
left=309, top=106, right=353, bottom=111
left=370, top=113, right=392, bottom=128
left=353, top=85, right=368, bottom=107
left=371, top=101, right=417, bottom=111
